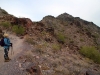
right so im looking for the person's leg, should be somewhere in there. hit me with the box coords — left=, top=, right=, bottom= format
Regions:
left=4, top=48, right=8, bottom=60
left=4, top=48, right=11, bottom=62
left=4, top=48, right=8, bottom=59
left=7, top=48, right=11, bottom=60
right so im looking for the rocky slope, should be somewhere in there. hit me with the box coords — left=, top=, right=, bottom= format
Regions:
left=0, top=8, right=100, bottom=75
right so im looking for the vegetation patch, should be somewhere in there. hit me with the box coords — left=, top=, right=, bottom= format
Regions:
left=52, top=44, right=61, bottom=53
left=80, top=38, right=84, bottom=42
left=0, top=21, right=11, bottom=28
left=26, top=38, right=36, bottom=45
left=12, top=25, right=25, bottom=35
left=79, top=46, right=100, bottom=64
left=24, top=51, right=34, bottom=62
left=70, top=40, right=74, bottom=43
left=56, top=32, right=66, bottom=43
left=41, top=31, right=47, bottom=35
left=92, top=33, right=99, bottom=38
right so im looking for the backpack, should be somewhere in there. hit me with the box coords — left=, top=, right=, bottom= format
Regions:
left=0, top=38, right=5, bottom=46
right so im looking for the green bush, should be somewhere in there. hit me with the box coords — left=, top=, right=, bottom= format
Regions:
left=56, top=32, right=66, bottom=43
left=26, top=38, right=36, bottom=45
left=12, top=25, right=25, bottom=35
left=92, top=33, right=99, bottom=38
left=80, top=46, right=100, bottom=64
left=70, top=40, right=74, bottom=43
left=52, top=44, right=61, bottom=53
left=0, top=21, right=11, bottom=28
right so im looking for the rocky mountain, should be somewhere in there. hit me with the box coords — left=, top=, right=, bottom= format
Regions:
left=0, top=8, right=100, bottom=75
left=0, top=7, right=8, bottom=16
left=39, top=13, right=100, bottom=50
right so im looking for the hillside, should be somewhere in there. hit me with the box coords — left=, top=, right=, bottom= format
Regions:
left=0, top=7, right=8, bottom=16
left=0, top=8, right=100, bottom=75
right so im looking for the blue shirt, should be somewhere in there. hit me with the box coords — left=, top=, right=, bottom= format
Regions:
left=4, top=38, right=11, bottom=49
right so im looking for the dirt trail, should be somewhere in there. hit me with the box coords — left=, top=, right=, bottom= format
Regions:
left=0, top=34, right=28, bottom=75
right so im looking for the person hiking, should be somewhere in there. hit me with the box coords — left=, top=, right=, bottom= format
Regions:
left=3, top=33, right=12, bottom=62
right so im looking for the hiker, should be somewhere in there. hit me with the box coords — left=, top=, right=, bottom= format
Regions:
left=3, top=33, right=12, bottom=62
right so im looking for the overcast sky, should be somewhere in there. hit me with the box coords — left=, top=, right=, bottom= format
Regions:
left=0, top=0, right=100, bottom=27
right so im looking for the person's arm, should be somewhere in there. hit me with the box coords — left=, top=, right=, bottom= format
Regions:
left=7, top=38, right=12, bottom=47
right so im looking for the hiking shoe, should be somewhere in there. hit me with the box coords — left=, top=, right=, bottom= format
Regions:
left=7, top=57, right=11, bottom=60
left=4, top=57, right=11, bottom=62
left=4, top=59, right=10, bottom=62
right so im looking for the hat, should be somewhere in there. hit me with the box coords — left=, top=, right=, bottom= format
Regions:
left=3, top=34, right=8, bottom=37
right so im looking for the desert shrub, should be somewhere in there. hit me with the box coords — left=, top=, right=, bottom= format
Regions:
left=25, top=54, right=33, bottom=62
left=0, top=21, right=11, bottom=28
left=97, top=45, right=100, bottom=52
left=35, top=48, right=45, bottom=54
left=70, top=40, right=74, bottom=43
left=52, top=44, right=61, bottom=53
left=80, top=46, right=100, bottom=64
left=92, top=33, right=99, bottom=38
left=12, top=25, right=25, bottom=35
left=35, top=43, right=47, bottom=54
left=26, top=38, right=36, bottom=45
left=80, top=38, right=84, bottom=42
left=64, top=22, right=69, bottom=26
left=41, top=31, right=47, bottom=35
left=56, top=32, right=66, bottom=43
